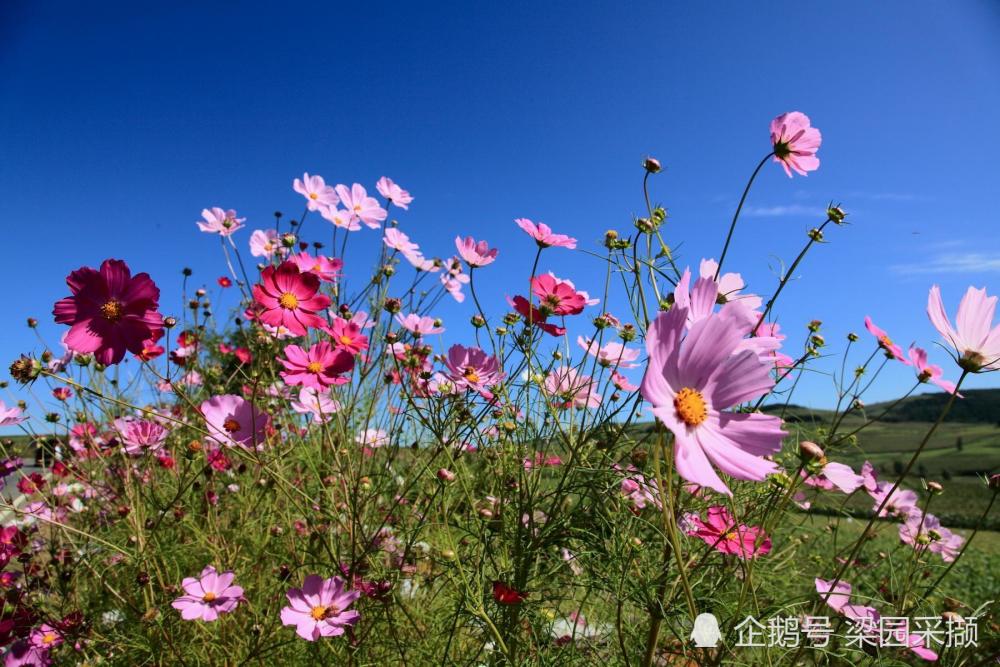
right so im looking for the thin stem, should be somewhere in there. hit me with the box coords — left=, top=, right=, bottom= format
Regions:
left=715, top=152, right=773, bottom=279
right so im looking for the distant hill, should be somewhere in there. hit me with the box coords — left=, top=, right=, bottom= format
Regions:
left=761, top=388, right=1000, bottom=425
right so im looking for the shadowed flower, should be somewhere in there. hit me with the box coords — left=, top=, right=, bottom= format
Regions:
left=294, top=173, right=339, bottom=211
left=279, top=342, right=354, bottom=390
left=492, top=581, right=527, bottom=605
left=197, top=207, right=245, bottom=236
left=356, top=429, right=389, bottom=448
left=28, top=624, right=63, bottom=650
left=801, top=461, right=864, bottom=494
left=171, top=566, right=244, bottom=621
left=927, top=285, right=1000, bottom=371
left=336, top=183, right=387, bottom=229
left=515, top=218, right=577, bottom=249
left=770, top=111, right=821, bottom=177
left=455, top=236, right=498, bottom=268
left=201, top=394, right=269, bottom=450
left=280, top=575, right=360, bottom=641
left=376, top=177, right=413, bottom=209
left=252, top=261, right=331, bottom=336
left=899, top=510, right=963, bottom=562
left=640, top=305, right=785, bottom=496
left=291, top=387, right=342, bottom=424
left=688, top=506, right=771, bottom=559
left=0, top=401, right=26, bottom=427
left=53, top=258, right=164, bottom=366
left=543, top=367, right=600, bottom=409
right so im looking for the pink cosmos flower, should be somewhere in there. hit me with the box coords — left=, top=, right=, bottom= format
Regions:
left=249, top=229, right=281, bottom=259
left=444, top=344, right=505, bottom=397
left=395, top=313, right=444, bottom=336
left=290, top=252, right=343, bottom=283
left=611, top=371, right=638, bottom=392
left=698, top=259, right=763, bottom=310
left=616, top=466, right=661, bottom=510
left=114, top=418, right=168, bottom=456
left=0, top=401, right=26, bottom=427
left=801, top=461, right=864, bottom=494
left=53, top=259, right=165, bottom=366
left=533, top=274, right=587, bottom=317
left=28, top=624, right=62, bottom=651
left=294, top=173, right=339, bottom=211
left=864, top=316, right=910, bottom=364
left=640, top=304, right=786, bottom=496
left=321, top=206, right=362, bottom=231
left=515, top=218, right=577, bottom=249
left=197, top=207, right=245, bottom=236
left=280, top=575, right=360, bottom=641
left=200, top=394, right=269, bottom=450
left=291, top=387, right=342, bottom=424
left=376, top=177, right=413, bottom=209
left=770, top=111, right=821, bottom=177
left=688, top=506, right=771, bottom=559
left=860, top=460, right=879, bottom=493
left=543, top=367, right=601, bottom=409
left=509, top=295, right=566, bottom=336
left=908, top=346, right=958, bottom=393
left=252, top=261, right=331, bottom=336
left=325, top=318, right=369, bottom=355
left=171, top=565, right=244, bottom=621
left=356, top=429, right=389, bottom=448
left=4, top=640, right=50, bottom=666
left=815, top=578, right=853, bottom=613
left=440, top=257, right=470, bottom=302
left=927, top=285, right=1000, bottom=371
left=899, top=510, right=964, bottom=562
left=383, top=228, right=420, bottom=255
left=279, top=342, right=354, bottom=390
left=336, top=183, right=387, bottom=229
left=868, top=481, right=919, bottom=518
left=577, top=336, right=639, bottom=368
left=455, top=236, right=498, bottom=268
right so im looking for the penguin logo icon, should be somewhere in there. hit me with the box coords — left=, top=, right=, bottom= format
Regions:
left=690, top=613, right=721, bottom=648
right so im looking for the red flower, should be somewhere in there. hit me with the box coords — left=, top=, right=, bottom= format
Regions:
left=218, top=276, right=232, bottom=288
left=252, top=261, right=331, bottom=336
left=492, top=581, right=528, bottom=605
left=53, top=259, right=164, bottom=365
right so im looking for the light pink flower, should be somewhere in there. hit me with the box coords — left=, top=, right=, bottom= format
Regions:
left=279, top=342, right=354, bottom=390
left=577, top=336, right=639, bottom=368
left=53, top=259, right=164, bottom=366
left=698, top=259, right=762, bottom=310
left=927, top=285, right=1000, bottom=371
left=321, top=206, right=362, bottom=231
left=200, top=394, right=269, bottom=450
left=801, top=461, right=864, bottom=494
left=291, top=387, right=342, bottom=424
left=395, top=313, right=444, bottom=336
left=455, top=236, right=498, bottom=268
left=640, top=305, right=785, bottom=496
left=384, top=228, right=420, bottom=255
left=688, top=506, right=771, bottom=559
left=815, top=577, right=852, bottom=613
left=376, top=177, right=413, bottom=209
left=356, top=429, right=389, bottom=448
left=252, top=261, right=331, bottom=336
left=864, top=316, right=910, bottom=364
left=440, top=257, right=470, bottom=302
left=280, top=575, right=360, bottom=641
left=171, top=565, right=243, bottom=621
left=770, top=111, right=821, bottom=177
left=515, top=218, right=577, bottom=249
left=868, top=481, right=919, bottom=518
left=197, top=207, right=245, bottom=236
left=444, top=344, right=504, bottom=397
left=294, top=173, right=339, bottom=211
left=249, top=229, right=281, bottom=258
left=0, top=401, right=26, bottom=427
left=908, top=346, right=958, bottom=393
left=616, top=466, right=661, bottom=510
left=611, top=371, right=638, bottom=392
left=114, top=418, right=168, bottom=456
left=543, top=367, right=601, bottom=409
left=336, top=183, right=387, bottom=229
left=290, top=252, right=343, bottom=283
left=899, top=510, right=963, bottom=562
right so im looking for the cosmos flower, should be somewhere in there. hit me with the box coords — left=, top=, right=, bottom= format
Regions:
left=53, top=258, right=164, bottom=366
left=770, top=111, right=821, bottom=177
left=395, top=313, right=444, bottom=336
left=200, top=394, right=269, bottom=450
left=899, top=510, right=964, bottom=563
left=698, top=258, right=762, bottom=310
left=927, top=285, right=1000, bottom=371
left=640, top=304, right=785, bottom=496
left=280, top=575, right=360, bottom=641
left=543, top=367, right=601, bottom=409
left=908, top=346, right=958, bottom=393
left=171, top=566, right=244, bottom=621
left=687, top=506, right=771, bottom=559
left=325, top=317, right=369, bottom=355
left=455, top=236, right=498, bottom=268
left=0, top=401, right=26, bottom=427
left=532, top=274, right=587, bottom=316
left=376, top=177, right=413, bottom=209
left=279, top=342, right=355, bottom=390
left=801, top=460, right=864, bottom=494
left=577, top=336, right=640, bottom=368
left=294, top=173, right=339, bottom=211
left=252, top=261, right=331, bottom=336
left=336, top=183, right=387, bottom=229
left=290, top=387, right=342, bottom=424
left=197, top=207, right=245, bottom=236
left=355, top=429, right=389, bottom=448
left=321, top=206, right=362, bottom=231
left=289, top=252, right=343, bottom=283
left=492, top=581, right=527, bottom=605
left=864, top=316, right=910, bottom=364
left=249, top=229, right=281, bottom=259
left=114, top=418, right=168, bottom=456
left=515, top=218, right=577, bottom=249
left=383, top=228, right=420, bottom=255
left=444, top=344, right=505, bottom=397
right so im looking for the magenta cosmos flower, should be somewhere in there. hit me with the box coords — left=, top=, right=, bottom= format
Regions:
left=444, top=344, right=505, bottom=397
left=908, top=346, right=958, bottom=393
left=515, top=218, right=577, bottom=250
left=533, top=274, right=587, bottom=316
left=197, top=207, right=245, bottom=236
left=289, top=252, right=342, bottom=283
left=455, top=236, right=498, bottom=268
left=336, top=183, right=387, bottom=229
left=280, top=575, right=361, bottom=641
left=113, top=417, right=168, bottom=456
left=640, top=305, right=786, bottom=496
left=252, top=261, right=331, bottom=337
left=293, top=173, right=339, bottom=211
left=200, top=394, right=269, bottom=449
left=928, top=285, right=1000, bottom=371
left=376, top=176, right=413, bottom=209
left=0, top=401, right=26, bottom=427
left=171, top=565, right=244, bottom=621
left=53, top=259, right=164, bottom=366
left=769, top=111, right=821, bottom=177
left=687, top=506, right=771, bottom=559
left=279, top=342, right=354, bottom=390
left=864, top=316, right=910, bottom=364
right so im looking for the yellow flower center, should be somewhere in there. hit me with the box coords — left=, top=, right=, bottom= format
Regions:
left=100, top=299, right=124, bottom=322
left=310, top=604, right=339, bottom=620
left=222, top=418, right=241, bottom=433
left=279, top=292, right=299, bottom=309
left=463, top=366, right=480, bottom=384
left=879, top=335, right=893, bottom=348
left=725, top=531, right=738, bottom=541
left=353, top=204, right=362, bottom=213
left=202, top=591, right=218, bottom=603
left=339, top=335, right=354, bottom=346
left=307, top=361, right=323, bottom=373
left=309, top=192, right=318, bottom=200
left=42, top=633, right=57, bottom=645
left=674, top=387, right=708, bottom=427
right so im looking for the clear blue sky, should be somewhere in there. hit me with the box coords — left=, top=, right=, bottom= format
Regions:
left=2, top=1, right=999, bottom=429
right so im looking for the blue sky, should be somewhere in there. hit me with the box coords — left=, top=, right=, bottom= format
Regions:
left=2, top=1, right=999, bottom=431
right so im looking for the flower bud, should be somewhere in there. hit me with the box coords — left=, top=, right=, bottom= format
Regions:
left=603, top=230, right=619, bottom=249
left=927, top=481, right=944, bottom=495
left=827, top=205, right=847, bottom=224
left=383, top=298, right=402, bottom=314
left=847, top=332, right=858, bottom=342
left=182, top=267, right=193, bottom=277
left=808, top=228, right=824, bottom=242
left=26, top=318, right=37, bottom=328
left=799, top=441, right=825, bottom=462
left=471, top=314, right=486, bottom=328
left=988, top=474, right=1000, bottom=491
left=643, top=157, right=662, bottom=173
left=9, top=355, right=42, bottom=384
left=436, top=468, right=456, bottom=482
left=281, top=233, right=297, bottom=248
left=808, top=320, right=822, bottom=332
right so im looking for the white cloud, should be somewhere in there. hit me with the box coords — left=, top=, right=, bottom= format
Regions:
left=890, top=252, right=1000, bottom=275
left=742, top=204, right=819, bottom=217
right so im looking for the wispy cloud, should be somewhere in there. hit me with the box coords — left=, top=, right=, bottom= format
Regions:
left=848, top=191, right=929, bottom=203
left=742, top=204, right=819, bottom=217
left=891, top=252, right=1000, bottom=275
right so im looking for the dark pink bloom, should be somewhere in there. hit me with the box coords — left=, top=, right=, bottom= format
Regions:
left=280, top=575, right=360, bottom=641
left=171, top=565, right=244, bottom=621
left=53, top=259, right=164, bottom=366
left=770, top=111, right=821, bottom=177
left=515, top=218, right=577, bottom=249
left=376, top=177, right=413, bottom=210
left=252, top=261, right=331, bottom=336
left=908, top=346, right=958, bottom=393
left=279, top=342, right=354, bottom=390
left=455, top=236, right=498, bottom=268
left=509, top=295, right=565, bottom=336
left=28, top=624, right=63, bottom=650
left=688, top=506, right=771, bottom=559
left=200, top=394, right=269, bottom=450
left=294, top=173, right=339, bottom=211
left=325, top=318, right=369, bottom=355
left=196, top=207, right=245, bottom=236
left=290, top=252, right=343, bottom=283
left=444, top=344, right=505, bottom=397
left=864, top=316, right=910, bottom=364
left=532, top=274, right=587, bottom=316
left=336, top=183, right=387, bottom=229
